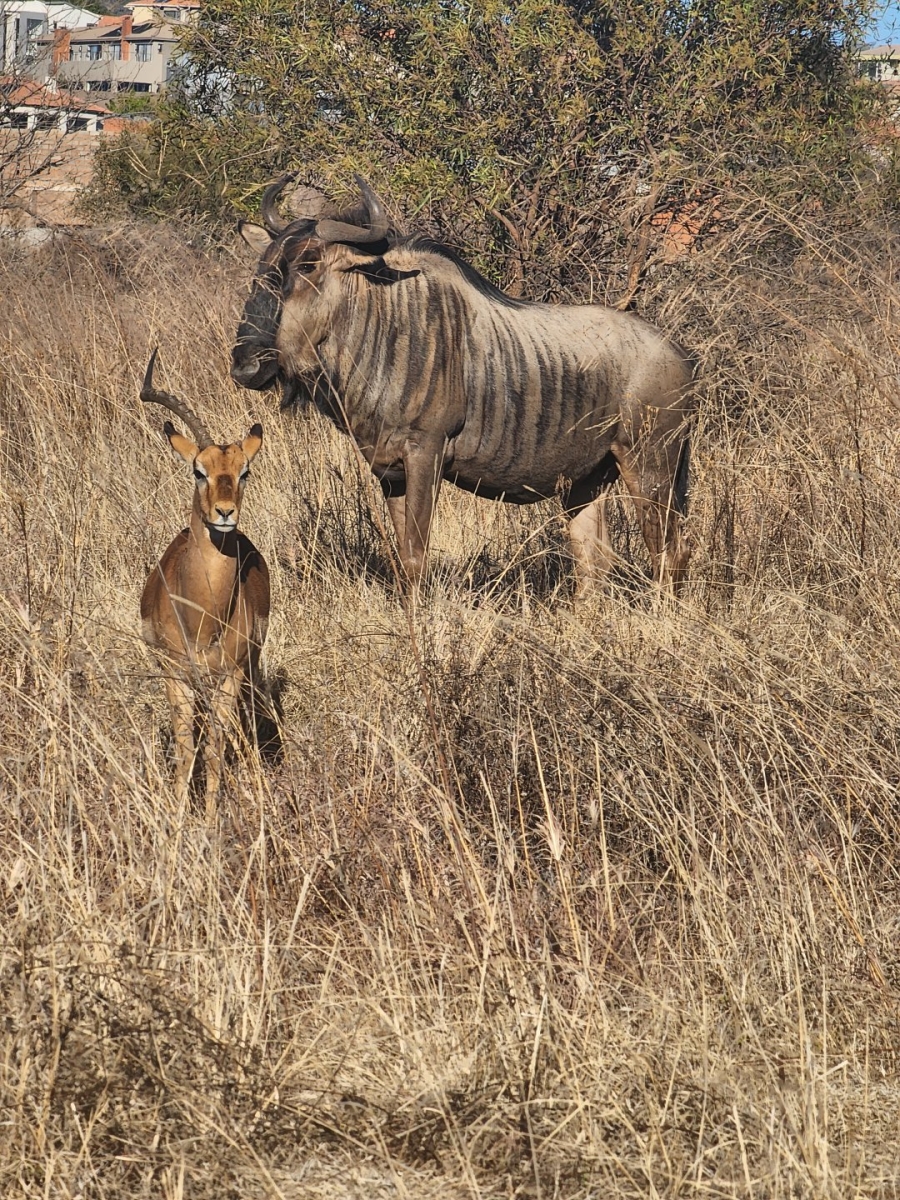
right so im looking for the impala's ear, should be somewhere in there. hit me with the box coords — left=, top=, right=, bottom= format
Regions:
left=164, top=421, right=199, bottom=464
left=242, top=423, right=263, bottom=462
left=237, top=220, right=273, bottom=256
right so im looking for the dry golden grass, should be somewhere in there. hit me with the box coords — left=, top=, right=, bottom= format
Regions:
left=2, top=209, right=900, bottom=1198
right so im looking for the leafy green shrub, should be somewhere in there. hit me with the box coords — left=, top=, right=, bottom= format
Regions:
left=88, top=0, right=892, bottom=296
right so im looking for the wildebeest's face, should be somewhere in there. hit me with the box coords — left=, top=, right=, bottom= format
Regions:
left=230, top=219, right=325, bottom=392
left=231, top=174, right=392, bottom=400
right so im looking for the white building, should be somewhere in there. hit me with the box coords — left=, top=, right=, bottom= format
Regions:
left=858, top=44, right=900, bottom=83
left=34, top=14, right=186, bottom=94
left=125, top=0, right=199, bottom=24
left=0, top=0, right=95, bottom=70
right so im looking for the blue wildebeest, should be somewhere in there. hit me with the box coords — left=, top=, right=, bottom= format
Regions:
left=230, top=175, right=695, bottom=597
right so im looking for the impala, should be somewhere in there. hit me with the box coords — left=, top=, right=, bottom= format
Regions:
left=140, top=349, right=270, bottom=809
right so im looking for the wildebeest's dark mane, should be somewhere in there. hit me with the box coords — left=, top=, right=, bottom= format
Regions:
left=399, top=235, right=531, bottom=309
left=281, top=217, right=527, bottom=307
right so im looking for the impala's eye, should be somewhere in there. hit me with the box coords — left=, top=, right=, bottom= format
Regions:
left=240, top=468, right=251, bottom=481
left=194, top=467, right=207, bottom=482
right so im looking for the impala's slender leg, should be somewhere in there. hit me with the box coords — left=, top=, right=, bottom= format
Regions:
left=202, top=701, right=224, bottom=817
left=204, top=672, right=243, bottom=820
left=164, top=673, right=196, bottom=807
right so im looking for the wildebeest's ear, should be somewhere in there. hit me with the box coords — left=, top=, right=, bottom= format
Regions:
left=348, top=257, right=420, bottom=286
left=237, top=220, right=273, bottom=256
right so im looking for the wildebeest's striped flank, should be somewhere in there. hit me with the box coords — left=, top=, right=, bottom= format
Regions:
left=231, top=175, right=695, bottom=597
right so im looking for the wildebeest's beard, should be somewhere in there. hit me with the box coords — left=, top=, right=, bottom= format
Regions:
left=277, top=372, right=318, bottom=410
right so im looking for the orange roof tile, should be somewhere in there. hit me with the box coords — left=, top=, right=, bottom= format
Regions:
left=0, top=76, right=111, bottom=115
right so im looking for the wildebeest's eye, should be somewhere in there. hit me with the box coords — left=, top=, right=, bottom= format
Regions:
left=294, top=260, right=318, bottom=275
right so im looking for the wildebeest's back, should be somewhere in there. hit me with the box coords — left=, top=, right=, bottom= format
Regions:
left=445, top=291, right=693, bottom=500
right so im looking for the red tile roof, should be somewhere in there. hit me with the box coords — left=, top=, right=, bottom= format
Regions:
left=0, top=76, right=111, bottom=115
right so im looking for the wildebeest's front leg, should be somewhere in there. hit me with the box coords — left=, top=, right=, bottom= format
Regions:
left=567, top=491, right=615, bottom=599
left=381, top=490, right=406, bottom=564
left=383, top=435, right=446, bottom=587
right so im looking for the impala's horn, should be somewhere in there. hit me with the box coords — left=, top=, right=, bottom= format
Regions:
left=140, top=348, right=213, bottom=449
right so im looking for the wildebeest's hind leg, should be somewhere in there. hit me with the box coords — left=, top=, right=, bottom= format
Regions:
left=380, top=481, right=406, bottom=564
left=611, top=437, right=691, bottom=593
left=564, top=453, right=619, bottom=599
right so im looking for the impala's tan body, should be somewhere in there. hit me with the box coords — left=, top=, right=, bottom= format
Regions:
left=140, top=359, right=269, bottom=810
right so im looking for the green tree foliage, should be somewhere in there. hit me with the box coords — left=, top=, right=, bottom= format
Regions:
left=91, top=0, right=887, bottom=293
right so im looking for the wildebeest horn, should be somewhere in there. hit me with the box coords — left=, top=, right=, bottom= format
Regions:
left=260, top=172, right=297, bottom=235
left=141, top=348, right=213, bottom=449
left=316, top=174, right=390, bottom=245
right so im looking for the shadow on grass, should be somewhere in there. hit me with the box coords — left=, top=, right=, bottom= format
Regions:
left=282, top=485, right=655, bottom=612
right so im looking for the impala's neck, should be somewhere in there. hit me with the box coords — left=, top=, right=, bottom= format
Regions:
left=197, top=517, right=239, bottom=557
left=185, top=495, right=241, bottom=612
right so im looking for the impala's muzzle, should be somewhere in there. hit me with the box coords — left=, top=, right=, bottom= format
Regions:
left=208, top=512, right=238, bottom=532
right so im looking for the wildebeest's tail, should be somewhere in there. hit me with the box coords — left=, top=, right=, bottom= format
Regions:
left=673, top=436, right=691, bottom=517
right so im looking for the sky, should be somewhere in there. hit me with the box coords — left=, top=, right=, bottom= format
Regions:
left=871, top=3, right=900, bottom=44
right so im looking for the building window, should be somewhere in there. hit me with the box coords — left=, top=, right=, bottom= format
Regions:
left=24, top=17, right=43, bottom=56
left=88, top=43, right=101, bottom=60
left=134, top=42, right=152, bottom=61
left=107, top=42, right=122, bottom=59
